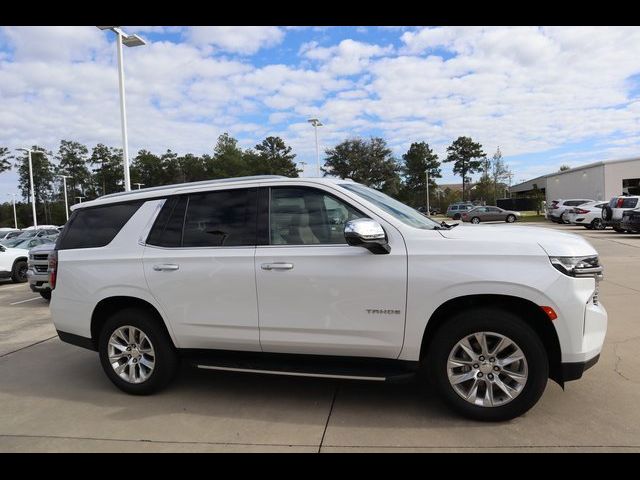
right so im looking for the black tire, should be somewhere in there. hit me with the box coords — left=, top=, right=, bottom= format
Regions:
left=560, top=212, right=569, bottom=224
left=506, top=214, right=516, bottom=223
left=11, top=260, right=28, bottom=283
left=453, top=213, right=461, bottom=220
left=39, top=290, right=51, bottom=301
left=98, top=307, right=179, bottom=395
left=471, top=217, right=481, bottom=224
left=424, top=308, right=548, bottom=422
left=591, top=218, right=605, bottom=230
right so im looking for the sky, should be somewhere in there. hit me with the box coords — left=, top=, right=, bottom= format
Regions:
left=1, top=25, right=640, bottom=198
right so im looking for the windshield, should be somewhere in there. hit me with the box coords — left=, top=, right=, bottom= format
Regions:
left=339, top=183, right=443, bottom=230
left=2, top=237, right=51, bottom=249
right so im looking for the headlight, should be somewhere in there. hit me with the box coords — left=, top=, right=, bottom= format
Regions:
left=549, top=255, right=603, bottom=279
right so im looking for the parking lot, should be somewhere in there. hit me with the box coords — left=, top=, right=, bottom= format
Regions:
left=1, top=222, right=639, bottom=452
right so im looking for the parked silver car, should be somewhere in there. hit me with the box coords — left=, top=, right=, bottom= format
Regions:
left=460, top=206, right=521, bottom=224
left=27, top=242, right=55, bottom=300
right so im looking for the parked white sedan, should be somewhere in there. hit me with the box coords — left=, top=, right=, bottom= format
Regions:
left=566, top=201, right=608, bottom=230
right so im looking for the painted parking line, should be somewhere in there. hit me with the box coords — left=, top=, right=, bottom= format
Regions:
left=9, top=297, right=42, bottom=306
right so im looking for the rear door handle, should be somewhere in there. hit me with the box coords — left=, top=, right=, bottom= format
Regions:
left=261, top=262, right=294, bottom=271
left=153, top=264, right=180, bottom=271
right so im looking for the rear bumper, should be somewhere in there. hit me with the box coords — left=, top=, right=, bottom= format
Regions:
left=561, top=354, right=600, bottom=382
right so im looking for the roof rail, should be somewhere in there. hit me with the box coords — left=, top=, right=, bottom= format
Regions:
left=99, top=175, right=287, bottom=200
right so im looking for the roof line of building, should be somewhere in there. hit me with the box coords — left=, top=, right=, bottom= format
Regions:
left=511, top=155, right=640, bottom=189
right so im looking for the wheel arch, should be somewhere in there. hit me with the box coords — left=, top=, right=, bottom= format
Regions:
left=419, top=294, right=563, bottom=387
left=90, top=296, right=177, bottom=351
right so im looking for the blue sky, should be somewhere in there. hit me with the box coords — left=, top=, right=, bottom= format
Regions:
left=1, top=26, right=640, bottom=199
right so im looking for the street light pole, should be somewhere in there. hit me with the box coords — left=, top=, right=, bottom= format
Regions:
left=307, top=118, right=323, bottom=177
left=425, top=169, right=430, bottom=215
left=97, top=26, right=146, bottom=192
left=7, top=194, right=17, bottom=229
left=133, top=183, right=145, bottom=190
left=297, top=161, right=307, bottom=178
left=17, top=148, right=38, bottom=228
left=58, top=175, right=71, bottom=222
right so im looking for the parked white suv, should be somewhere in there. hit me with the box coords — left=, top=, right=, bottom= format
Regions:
left=0, top=243, right=29, bottom=282
left=50, top=176, right=607, bottom=421
left=602, top=195, right=640, bottom=232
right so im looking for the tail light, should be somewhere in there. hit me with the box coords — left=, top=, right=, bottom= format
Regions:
left=49, top=250, right=58, bottom=290
left=574, top=208, right=590, bottom=214
left=617, top=198, right=624, bottom=208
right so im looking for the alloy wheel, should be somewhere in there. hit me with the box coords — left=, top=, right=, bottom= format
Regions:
left=108, top=326, right=156, bottom=384
left=447, top=331, right=528, bottom=407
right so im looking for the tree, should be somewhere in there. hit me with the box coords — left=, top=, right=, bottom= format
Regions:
left=207, top=133, right=249, bottom=179
left=57, top=140, right=92, bottom=200
left=90, top=144, right=124, bottom=195
left=400, top=142, right=441, bottom=208
left=130, top=150, right=164, bottom=187
left=559, top=164, right=571, bottom=171
left=490, top=147, right=511, bottom=204
left=251, top=136, right=299, bottom=177
left=0, top=147, right=12, bottom=174
left=444, top=136, right=486, bottom=201
left=323, top=137, right=401, bottom=195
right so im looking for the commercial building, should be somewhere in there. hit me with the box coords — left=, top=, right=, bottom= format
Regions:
left=510, top=157, right=640, bottom=203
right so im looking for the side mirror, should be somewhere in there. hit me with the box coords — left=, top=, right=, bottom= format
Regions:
left=344, top=218, right=390, bottom=254
left=0, top=245, right=5, bottom=252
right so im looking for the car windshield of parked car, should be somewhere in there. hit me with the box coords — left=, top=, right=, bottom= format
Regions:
left=2, top=237, right=51, bottom=249
left=339, top=183, right=442, bottom=230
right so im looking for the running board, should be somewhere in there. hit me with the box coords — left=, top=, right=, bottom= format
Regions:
left=182, top=349, right=418, bottom=383
left=196, top=364, right=387, bottom=381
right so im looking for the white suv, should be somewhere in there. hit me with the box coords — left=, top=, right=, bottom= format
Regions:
left=49, top=176, right=607, bottom=421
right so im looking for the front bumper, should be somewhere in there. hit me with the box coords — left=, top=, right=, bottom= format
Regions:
left=561, top=354, right=600, bottom=381
left=27, top=269, right=50, bottom=292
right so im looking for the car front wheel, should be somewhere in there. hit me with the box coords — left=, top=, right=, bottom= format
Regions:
left=425, top=308, right=548, bottom=421
left=98, top=308, right=179, bottom=395
left=11, top=260, right=28, bottom=283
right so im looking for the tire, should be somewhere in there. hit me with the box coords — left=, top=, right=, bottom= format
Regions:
left=471, top=217, right=481, bottom=224
left=424, top=308, right=548, bottom=422
left=591, top=218, right=605, bottom=230
left=39, top=290, right=51, bottom=301
left=560, top=212, right=569, bottom=224
left=11, top=260, right=28, bottom=283
left=453, top=213, right=461, bottom=220
left=506, top=214, right=516, bottom=223
left=98, top=307, right=179, bottom=395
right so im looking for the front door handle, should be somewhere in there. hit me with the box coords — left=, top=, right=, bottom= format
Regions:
left=153, top=264, right=180, bottom=271
left=261, top=262, right=294, bottom=271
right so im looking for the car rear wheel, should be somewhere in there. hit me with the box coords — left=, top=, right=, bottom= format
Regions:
left=11, top=260, right=28, bottom=283
left=39, top=290, right=51, bottom=301
left=560, top=212, right=569, bottom=224
left=506, top=214, right=516, bottom=223
left=425, top=308, right=548, bottom=421
left=453, top=213, right=461, bottom=220
left=471, top=217, right=481, bottom=224
left=99, top=308, right=179, bottom=395
left=591, top=218, right=605, bottom=230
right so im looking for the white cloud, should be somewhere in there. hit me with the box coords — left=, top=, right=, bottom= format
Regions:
left=186, top=26, right=285, bottom=54
left=2, top=26, right=640, bottom=195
